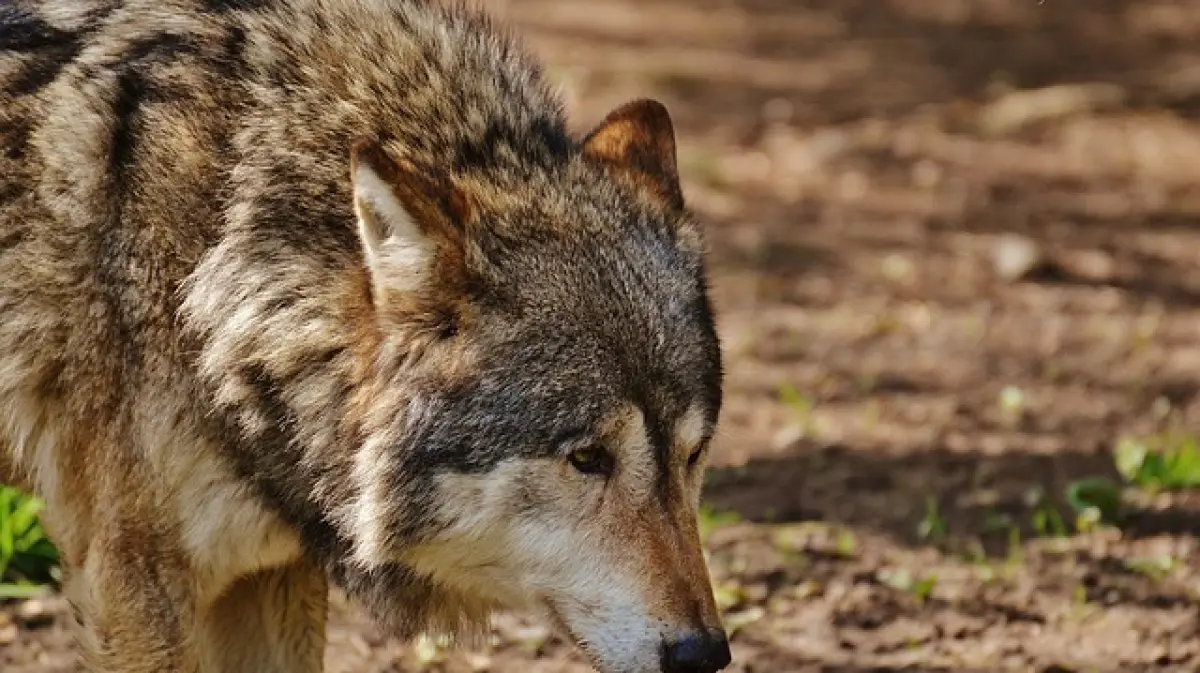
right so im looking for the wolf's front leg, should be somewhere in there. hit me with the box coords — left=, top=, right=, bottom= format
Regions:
left=63, top=533, right=203, bottom=673
left=196, top=558, right=329, bottom=673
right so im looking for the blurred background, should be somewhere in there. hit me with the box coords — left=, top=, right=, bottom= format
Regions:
left=5, top=0, right=1200, bottom=671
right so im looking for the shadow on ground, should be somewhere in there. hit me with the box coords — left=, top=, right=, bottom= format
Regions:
left=705, top=443, right=1200, bottom=550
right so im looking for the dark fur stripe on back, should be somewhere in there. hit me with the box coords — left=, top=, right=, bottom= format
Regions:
left=1, top=6, right=83, bottom=96
left=0, top=5, right=74, bottom=50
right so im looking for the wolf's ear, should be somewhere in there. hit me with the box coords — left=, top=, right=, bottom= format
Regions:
left=581, top=98, right=684, bottom=210
left=349, top=139, right=469, bottom=299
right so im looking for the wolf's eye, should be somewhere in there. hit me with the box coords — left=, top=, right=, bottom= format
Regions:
left=687, top=446, right=705, bottom=468
left=567, top=447, right=613, bottom=476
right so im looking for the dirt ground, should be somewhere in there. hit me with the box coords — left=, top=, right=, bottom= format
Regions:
left=6, top=0, right=1200, bottom=671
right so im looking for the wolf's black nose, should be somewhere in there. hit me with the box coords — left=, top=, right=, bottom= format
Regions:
left=662, top=631, right=732, bottom=673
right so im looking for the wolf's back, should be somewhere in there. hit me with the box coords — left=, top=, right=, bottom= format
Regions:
left=1, top=0, right=564, bottom=277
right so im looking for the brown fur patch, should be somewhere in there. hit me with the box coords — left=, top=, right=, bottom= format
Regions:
left=581, top=98, right=685, bottom=210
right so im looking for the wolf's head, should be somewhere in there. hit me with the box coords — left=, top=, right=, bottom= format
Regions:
left=342, top=99, right=728, bottom=673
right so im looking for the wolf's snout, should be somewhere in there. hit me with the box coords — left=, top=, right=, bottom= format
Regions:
left=661, top=630, right=732, bottom=673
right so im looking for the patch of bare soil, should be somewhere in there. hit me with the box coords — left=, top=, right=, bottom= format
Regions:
left=8, top=0, right=1200, bottom=671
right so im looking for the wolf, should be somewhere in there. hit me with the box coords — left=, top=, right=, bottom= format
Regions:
left=0, top=0, right=730, bottom=672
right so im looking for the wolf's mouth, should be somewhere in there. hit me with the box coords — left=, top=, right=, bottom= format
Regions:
left=540, top=599, right=663, bottom=673
left=541, top=600, right=612, bottom=672
left=541, top=601, right=576, bottom=642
